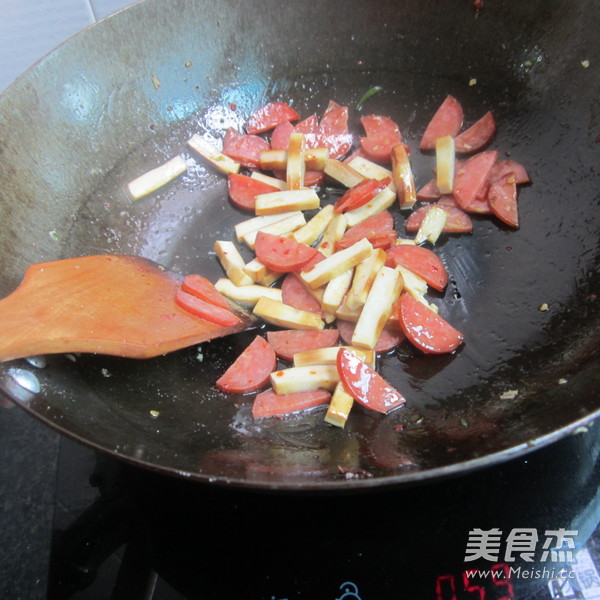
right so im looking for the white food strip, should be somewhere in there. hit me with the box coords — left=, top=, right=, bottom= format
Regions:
left=293, top=346, right=375, bottom=368
left=254, top=189, right=320, bottom=215
left=322, top=268, right=354, bottom=313
left=346, top=248, right=386, bottom=311
left=292, top=204, right=335, bottom=246
left=187, top=134, right=240, bottom=174
left=436, top=134, right=455, bottom=194
left=234, top=212, right=301, bottom=243
left=241, top=212, right=306, bottom=249
left=214, top=240, right=254, bottom=286
left=414, top=206, right=448, bottom=245
left=347, top=156, right=397, bottom=192
left=214, top=278, right=283, bottom=307
left=344, top=187, right=396, bottom=227
left=317, top=213, right=347, bottom=257
left=300, top=238, right=373, bottom=289
left=270, top=365, right=339, bottom=394
left=324, top=382, right=355, bottom=428
left=253, top=297, right=324, bottom=330
left=126, top=155, right=188, bottom=200
left=351, top=266, right=403, bottom=349
left=323, top=158, right=365, bottom=188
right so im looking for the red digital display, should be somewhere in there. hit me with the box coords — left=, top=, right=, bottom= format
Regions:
left=436, top=563, right=514, bottom=600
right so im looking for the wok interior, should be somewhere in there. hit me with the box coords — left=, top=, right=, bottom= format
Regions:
left=0, top=0, right=598, bottom=489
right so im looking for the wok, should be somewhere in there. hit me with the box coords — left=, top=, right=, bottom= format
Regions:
left=0, top=0, right=598, bottom=491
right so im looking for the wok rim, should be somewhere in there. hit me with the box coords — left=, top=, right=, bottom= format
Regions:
left=5, top=387, right=598, bottom=492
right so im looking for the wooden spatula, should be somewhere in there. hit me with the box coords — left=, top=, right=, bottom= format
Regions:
left=0, top=254, right=255, bottom=362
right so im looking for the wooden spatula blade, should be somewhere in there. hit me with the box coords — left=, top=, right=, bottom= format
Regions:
left=0, top=255, right=254, bottom=361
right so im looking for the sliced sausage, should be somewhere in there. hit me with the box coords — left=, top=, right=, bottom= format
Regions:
left=215, top=336, right=277, bottom=393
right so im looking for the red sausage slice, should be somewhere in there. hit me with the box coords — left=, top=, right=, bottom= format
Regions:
left=360, top=114, right=402, bottom=139
left=252, top=388, right=331, bottom=418
left=227, top=173, right=280, bottom=211
left=215, top=336, right=277, bottom=394
left=222, top=128, right=270, bottom=169
left=452, top=150, right=498, bottom=210
left=360, top=131, right=405, bottom=163
left=398, top=293, right=463, bottom=354
left=254, top=232, right=318, bottom=273
left=281, top=273, right=324, bottom=315
left=323, top=100, right=342, bottom=115
left=181, top=274, right=230, bottom=310
left=488, top=172, right=519, bottom=228
left=359, top=115, right=403, bottom=163
left=294, top=114, right=319, bottom=148
left=336, top=348, right=405, bottom=414
left=246, top=101, right=299, bottom=134
left=337, top=319, right=404, bottom=353
left=335, top=231, right=397, bottom=252
left=385, top=245, right=448, bottom=291
left=419, top=95, right=464, bottom=150
left=303, top=171, right=326, bottom=186
left=338, top=210, right=394, bottom=244
left=454, top=111, right=496, bottom=154
left=416, top=178, right=443, bottom=202
left=404, top=202, right=473, bottom=234
left=464, top=184, right=493, bottom=214
left=490, top=159, right=530, bottom=185
left=334, top=177, right=391, bottom=213
left=270, top=120, right=295, bottom=150
left=318, top=133, right=353, bottom=160
left=175, top=289, right=240, bottom=327
left=295, top=113, right=319, bottom=133
left=266, top=329, right=340, bottom=362
left=317, top=103, right=353, bottom=159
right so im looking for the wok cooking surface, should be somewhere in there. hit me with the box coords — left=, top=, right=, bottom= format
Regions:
left=0, top=0, right=599, bottom=490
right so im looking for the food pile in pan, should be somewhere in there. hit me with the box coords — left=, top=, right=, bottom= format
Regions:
left=126, top=96, right=529, bottom=427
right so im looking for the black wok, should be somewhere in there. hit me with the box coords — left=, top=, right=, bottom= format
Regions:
left=0, top=0, right=598, bottom=490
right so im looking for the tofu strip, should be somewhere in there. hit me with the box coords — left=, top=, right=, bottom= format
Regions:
left=253, top=297, right=324, bottom=330
left=325, top=382, right=355, bottom=428
left=126, top=155, right=187, bottom=200
left=293, top=346, right=375, bottom=368
left=286, top=132, right=306, bottom=190
left=292, top=204, right=335, bottom=246
left=270, top=365, right=339, bottom=394
left=214, top=240, right=254, bottom=286
left=344, top=187, right=396, bottom=227
left=300, top=238, right=373, bottom=289
left=254, top=189, right=320, bottom=216
left=322, top=268, right=354, bottom=313
left=241, top=212, right=306, bottom=249
left=351, top=266, right=404, bottom=349
left=317, top=213, right=347, bottom=257
left=214, top=278, right=283, bottom=307
left=323, top=158, right=365, bottom=188
left=345, top=248, right=386, bottom=311
left=234, top=212, right=300, bottom=242
left=187, top=134, right=240, bottom=174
